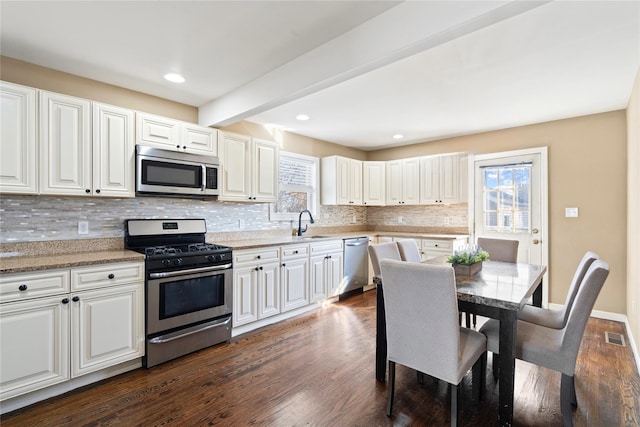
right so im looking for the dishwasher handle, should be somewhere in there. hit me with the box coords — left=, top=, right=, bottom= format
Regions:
left=345, top=240, right=369, bottom=247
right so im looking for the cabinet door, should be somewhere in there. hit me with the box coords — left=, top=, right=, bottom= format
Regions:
left=0, top=81, right=37, bottom=194
left=220, top=132, right=252, bottom=201
left=363, top=161, right=385, bottom=206
left=183, top=125, right=218, bottom=156
left=326, top=251, right=344, bottom=297
left=281, top=257, right=309, bottom=312
left=253, top=138, right=278, bottom=202
left=233, top=265, right=258, bottom=326
left=309, top=255, right=327, bottom=302
left=0, top=296, right=70, bottom=400
left=71, top=283, right=144, bottom=377
left=349, top=159, right=363, bottom=205
left=135, top=112, right=180, bottom=150
left=419, top=156, right=440, bottom=204
left=40, top=91, right=92, bottom=195
left=439, top=154, right=462, bottom=204
left=92, top=103, right=135, bottom=197
left=402, top=158, right=420, bottom=205
left=385, top=160, right=403, bottom=205
left=335, top=156, right=351, bottom=205
left=257, top=261, right=280, bottom=319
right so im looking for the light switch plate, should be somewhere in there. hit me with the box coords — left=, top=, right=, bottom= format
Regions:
left=565, top=207, right=579, bottom=218
left=78, top=221, right=89, bottom=234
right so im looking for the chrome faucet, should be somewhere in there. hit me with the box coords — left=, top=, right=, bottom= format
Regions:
left=297, top=209, right=315, bottom=236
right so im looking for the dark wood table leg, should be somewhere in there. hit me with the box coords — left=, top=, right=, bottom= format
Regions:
left=532, top=279, right=543, bottom=307
left=498, top=309, right=517, bottom=427
left=376, top=281, right=386, bottom=382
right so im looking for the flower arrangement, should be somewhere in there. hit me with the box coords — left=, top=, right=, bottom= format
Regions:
left=446, top=245, right=489, bottom=265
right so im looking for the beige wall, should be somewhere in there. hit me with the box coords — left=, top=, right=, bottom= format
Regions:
left=627, top=69, right=640, bottom=357
left=369, top=112, right=628, bottom=315
left=0, top=56, right=197, bottom=122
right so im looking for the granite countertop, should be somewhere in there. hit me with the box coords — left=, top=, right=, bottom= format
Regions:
left=0, top=231, right=468, bottom=274
left=0, top=250, right=145, bottom=275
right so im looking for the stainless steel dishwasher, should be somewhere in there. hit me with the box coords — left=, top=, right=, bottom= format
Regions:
left=342, top=236, right=370, bottom=294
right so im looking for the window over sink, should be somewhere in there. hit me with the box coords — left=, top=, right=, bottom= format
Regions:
left=269, top=152, right=319, bottom=221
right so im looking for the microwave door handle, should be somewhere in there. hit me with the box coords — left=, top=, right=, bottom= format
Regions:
left=201, top=164, right=206, bottom=191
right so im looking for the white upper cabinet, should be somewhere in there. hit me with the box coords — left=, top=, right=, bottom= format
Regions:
left=363, top=161, right=385, bottom=206
left=385, top=158, right=419, bottom=205
left=420, top=153, right=467, bottom=205
left=39, top=91, right=92, bottom=196
left=136, top=112, right=218, bottom=156
left=219, top=132, right=278, bottom=202
left=321, top=155, right=363, bottom=205
left=0, top=81, right=37, bottom=194
left=92, top=103, right=135, bottom=197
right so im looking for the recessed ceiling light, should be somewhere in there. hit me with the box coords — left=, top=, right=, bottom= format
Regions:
left=164, top=73, right=185, bottom=83
left=393, top=134, right=404, bottom=139
left=296, top=114, right=310, bottom=121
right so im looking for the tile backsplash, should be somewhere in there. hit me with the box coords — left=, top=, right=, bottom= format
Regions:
left=0, top=196, right=467, bottom=243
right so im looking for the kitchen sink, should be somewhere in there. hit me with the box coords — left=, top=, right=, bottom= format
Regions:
left=301, top=235, right=329, bottom=240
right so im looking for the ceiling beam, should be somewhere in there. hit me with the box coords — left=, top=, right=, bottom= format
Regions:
left=199, top=0, right=550, bottom=128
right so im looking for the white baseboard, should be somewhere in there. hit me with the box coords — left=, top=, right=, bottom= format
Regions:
left=548, top=303, right=640, bottom=374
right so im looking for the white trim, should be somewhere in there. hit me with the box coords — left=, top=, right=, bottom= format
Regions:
left=470, top=146, right=549, bottom=306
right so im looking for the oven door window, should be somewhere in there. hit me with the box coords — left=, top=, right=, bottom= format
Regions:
left=142, top=159, right=203, bottom=189
left=159, top=275, right=224, bottom=319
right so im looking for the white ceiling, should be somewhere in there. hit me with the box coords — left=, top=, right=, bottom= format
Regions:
left=2, top=1, right=638, bottom=151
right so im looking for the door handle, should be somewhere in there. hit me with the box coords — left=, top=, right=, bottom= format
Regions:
left=532, top=239, right=540, bottom=245
left=532, top=228, right=539, bottom=234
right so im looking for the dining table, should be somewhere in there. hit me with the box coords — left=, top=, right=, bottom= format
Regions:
left=375, top=258, right=547, bottom=427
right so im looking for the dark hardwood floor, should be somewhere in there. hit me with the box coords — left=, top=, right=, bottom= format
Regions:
left=2, top=289, right=639, bottom=426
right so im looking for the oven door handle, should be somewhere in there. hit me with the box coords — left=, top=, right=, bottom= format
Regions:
left=148, top=316, right=232, bottom=344
left=149, top=263, right=233, bottom=279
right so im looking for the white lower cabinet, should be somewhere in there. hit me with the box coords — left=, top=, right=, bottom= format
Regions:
left=0, top=261, right=144, bottom=402
left=280, top=244, right=310, bottom=312
left=233, top=247, right=280, bottom=327
left=309, top=240, right=344, bottom=301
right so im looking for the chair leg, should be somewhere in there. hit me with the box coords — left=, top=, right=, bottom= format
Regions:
left=386, top=361, right=396, bottom=417
left=450, top=383, right=458, bottom=427
left=492, top=352, right=500, bottom=382
left=472, top=352, right=487, bottom=402
left=459, top=312, right=463, bottom=325
left=561, top=374, right=576, bottom=427
left=465, top=312, right=471, bottom=328
left=417, top=370, right=425, bottom=384
left=472, top=313, right=477, bottom=328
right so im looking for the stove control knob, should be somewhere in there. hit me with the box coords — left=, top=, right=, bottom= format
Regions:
left=174, top=258, right=183, bottom=266
left=161, top=259, right=171, bottom=267
left=206, top=255, right=214, bottom=262
left=216, top=254, right=224, bottom=261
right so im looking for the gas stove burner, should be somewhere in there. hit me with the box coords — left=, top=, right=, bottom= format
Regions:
left=188, top=243, right=221, bottom=252
left=145, top=246, right=182, bottom=256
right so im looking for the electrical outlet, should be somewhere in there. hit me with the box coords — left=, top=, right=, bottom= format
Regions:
left=444, top=216, right=450, bottom=225
left=78, top=221, right=89, bottom=235
left=565, top=207, right=579, bottom=218
left=352, top=214, right=356, bottom=224
left=397, top=216, right=403, bottom=224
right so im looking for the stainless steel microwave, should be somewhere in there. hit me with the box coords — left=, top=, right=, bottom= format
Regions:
left=136, top=145, right=219, bottom=197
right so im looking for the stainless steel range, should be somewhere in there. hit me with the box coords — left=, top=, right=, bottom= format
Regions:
left=124, top=218, right=232, bottom=368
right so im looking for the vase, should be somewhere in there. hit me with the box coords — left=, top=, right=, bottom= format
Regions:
left=453, top=261, right=483, bottom=276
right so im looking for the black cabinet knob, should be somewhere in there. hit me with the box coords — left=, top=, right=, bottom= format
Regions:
left=282, top=263, right=286, bottom=267
left=96, top=189, right=101, bottom=194
left=255, top=267, right=259, bottom=271
left=18, top=284, right=27, bottom=291
left=176, top=145, right=180, bottom=149
left=108, top=273, right=115, bottom=279
left=293, top=250, right=298, bottom=254
left=72, top=296, right=80, bottom=302
left=256, top=255, right=261, bottom=259
left=85, top=189, right=91, bottom=193
left=259, top=266, right=263, bottom=270
left=62, top=298, right=69, bottom=304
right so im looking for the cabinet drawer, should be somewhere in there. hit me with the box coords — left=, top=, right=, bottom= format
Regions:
left=71, top=262, right=144, bottom=291
left=281, top=244, right=309, bottom=260
left=421, top=239, right=453, bottom=252
left=310, top=240, right=343, bottom=255
left=0, top=269, right=70, bottom=302
left=234, top=247, right=280, bottom=265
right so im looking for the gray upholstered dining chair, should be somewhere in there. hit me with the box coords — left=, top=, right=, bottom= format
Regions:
left=368, top=242, right=402, bottom=281
left=396, top=239, right=422, bottom=262
left=380, top=259, right=487, bottom=426
left=477, top=237, right=519, bottom=262
left=479, top=260, right=610, bottom=427
left=518, top=251, right=599, bottom=328
left=464, top=237, right=520, bottom=329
